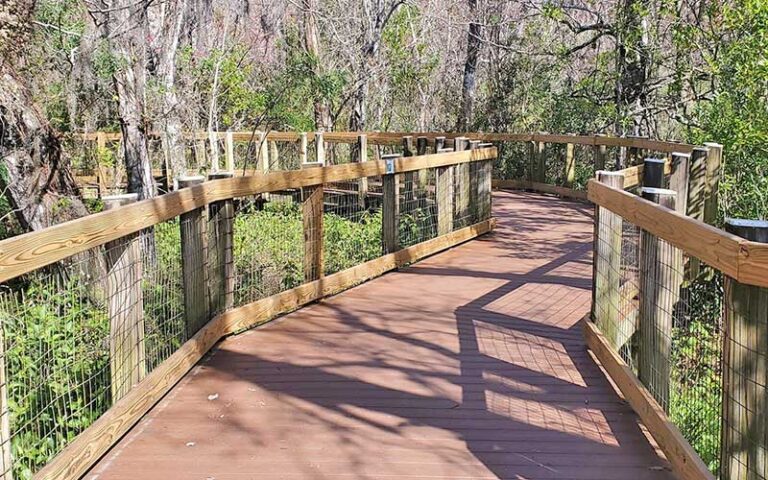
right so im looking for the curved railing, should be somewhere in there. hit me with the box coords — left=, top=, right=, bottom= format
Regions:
left=0, top=146, right=496, bottom=480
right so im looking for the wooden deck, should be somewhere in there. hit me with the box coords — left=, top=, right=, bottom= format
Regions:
left=87, top=191, right=674, bottom=480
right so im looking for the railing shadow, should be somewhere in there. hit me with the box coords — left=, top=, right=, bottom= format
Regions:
left=87, top=191, right=673, bottom=479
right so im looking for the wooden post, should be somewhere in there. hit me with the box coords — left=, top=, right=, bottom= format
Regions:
left=642, top=158, right=666, bottom=188
left=416, top=136, right=428, bottom=155
left=454, top=137, right=470, bottom=228
left=315, top=131, right=326, bottom=165
left=258, top=131, right=269, bottom=173
left=270, top=141, right=280, bottom=170
left=594, top=134, right=607, bottom=172
left=382, top=154, right=401, bottom=254
left=104, top=193, right=146, bottom=401
left=703, top=142, right=723, bottom=226
left=356, top=134, right=369, bottom=206
left=402, top=135, right=414, bottom=157
left=402, top=136, right=415, bottom=205
left=669, top=152, right=691, bottom=215
left=299, top=133, right=308, bottom=164
left=208, top=131, right=220, bottom=172
left=436, top=154, right=455, bottom=236
left=96, top=131, right=108, bottom=197
left=593, top=171, right=625, bottom=348
left=687, top=146, right=709, bottom=221
left=208, top=172, right=235, bottom=315
left=637, top=187, right=681, bottom=410
left=194, top=136, right=207, bottom=170
left=416, top=136, right=429, bottom=193
left=178, top=176, right=209, bottom=336
left=686, top=146, right=710, bottom=280
left=475, top=141, right=493, bottom=222
left=563, top=142, right=575, bottom=188
left=721, top=219, right=768, bottom=480
left=225, top=131, right=235, bottom=172
left=301, top=161, right=324, bottom=282
left=535, top=139, right=546, bottom=183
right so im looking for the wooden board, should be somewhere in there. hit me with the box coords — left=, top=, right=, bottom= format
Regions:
left=492, top=179, right=589, bottom=201
left=0, top=148, right=497, bottom=284
left=73, top=131, right=696, bottom=153
left=588, top=180, right=744, bottom=282
left=35, top=218, right=495, bottom=480
left=583, top=319, right=715, bottom=480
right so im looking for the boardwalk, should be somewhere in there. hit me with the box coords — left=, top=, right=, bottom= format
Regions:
left=87, top=191, right=674, bottom=480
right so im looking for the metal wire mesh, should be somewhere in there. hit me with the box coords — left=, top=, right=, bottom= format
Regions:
left=0, top=217, right=191, bottom=478
left=232, top=194, right=303, bottom=307
left=594, top=205, right=724, bottom=475
left=0, top=146, right=493, bottom=478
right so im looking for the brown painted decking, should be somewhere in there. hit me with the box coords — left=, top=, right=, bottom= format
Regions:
left=87, top=191, right=674, bottom=480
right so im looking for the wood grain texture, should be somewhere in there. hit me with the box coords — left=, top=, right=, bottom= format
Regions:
left=492, top=179, right=589, bottom=201
left=588, top=180, right=747, bottom=283
left=583, top=319, right=716, bottom=480
left=0, top=149, right=497, bottom=284
left=75, top=131, right=696, bottom=153
left=35, top=218, right=495, bottom=480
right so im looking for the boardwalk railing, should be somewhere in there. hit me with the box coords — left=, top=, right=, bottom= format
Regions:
left=588, top=158, right=768, bottom=480
left=68, top=130, right=699, bottom=199
left=0, top=146, right=496, bottom=480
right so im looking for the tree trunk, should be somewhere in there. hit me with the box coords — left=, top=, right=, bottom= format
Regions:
left=0, top=69, right=90, bottom=230
left=615, top=0, right=651, bottom=137
left=457, top=0, right=482, bottom=132
left=96, top=1, right=157, bottom=200
left=302, top=0, right=333, bottom=132
left=153, top=0, right=189, bottom=189
left=0, top=0, right=89, bottom=231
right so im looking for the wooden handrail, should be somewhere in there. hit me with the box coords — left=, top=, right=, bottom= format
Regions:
left=0, top=148, right=496, bottom=284
left=588, top=179, right=768, bottom=287
left=71, top=130, right=695, bottom=153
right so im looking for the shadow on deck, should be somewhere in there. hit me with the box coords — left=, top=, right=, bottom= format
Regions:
left=87, top=191, right=674, bottom=480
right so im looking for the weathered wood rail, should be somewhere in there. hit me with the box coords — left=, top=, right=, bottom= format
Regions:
left=0, top=147, right=496, bottom=480
left=4, top=130, right=768, bottom=480
left=69, top=130, right=697, bottom=197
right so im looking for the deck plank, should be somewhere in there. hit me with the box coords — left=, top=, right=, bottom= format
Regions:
left=87, top=191, right=674, bottom=479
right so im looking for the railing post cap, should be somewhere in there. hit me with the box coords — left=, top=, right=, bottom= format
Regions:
left=208, top=171, right=234, bottom=180
left=671, top=151, right=691, bottom=158
left=703, top=142, right=723, bottom=148
left=644, top=158, right=666, bottom=164
left=641, top=187, right=676, bottom=196
left=596, top=170, right=623, bottom=177
left=178, top=175, right=205, bottom=187
left=103, top=193, right=139, bottom=209
left=725, top=218, right=768, bottom=242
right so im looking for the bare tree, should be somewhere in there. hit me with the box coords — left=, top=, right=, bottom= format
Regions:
left=0, top=0, right=90, bottom=231
left=150, top=0, right=190, bottom=188
left=348, top=0, right=405, bottom=132
left=302, top=0, right=333, bottom=131
left=457, top=0, right=483, bottom=131
left=87, top=0, right=156, bottom=200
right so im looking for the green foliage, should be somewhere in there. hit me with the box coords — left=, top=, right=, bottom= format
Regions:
left=669, top=273, right=724, bottom=473
left=691, top=0, right=768, bottom=220
left=1, top=278, right=109, bottom=479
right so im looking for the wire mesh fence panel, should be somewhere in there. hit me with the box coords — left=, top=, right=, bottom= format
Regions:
left=594, top=210, right=725, bottom=475
left=322, top=177, right=383, bottom=276
left=398, top=169, right=438, bottom=249
left=0, top=217, right=190, bottom=478
left=492, top=141, right=528, bottom=180
left=232, top=194, right=303, bottom=307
